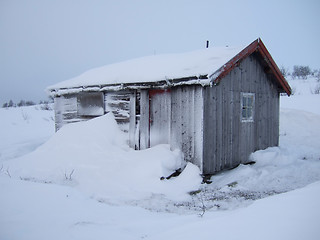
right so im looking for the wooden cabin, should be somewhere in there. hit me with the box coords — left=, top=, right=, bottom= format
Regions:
left=47, top=38, right=291, bottom=175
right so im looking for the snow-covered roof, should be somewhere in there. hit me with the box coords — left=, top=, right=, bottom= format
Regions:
left=47, top=38, right=291, bottom=96
left=47, top=46, right=243, bottom=94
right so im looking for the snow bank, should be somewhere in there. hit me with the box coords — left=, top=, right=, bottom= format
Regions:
left=286, top=76, right=319, bottom=95
left=0, top=173, right=166, bottom=240
left=1, top=172, right=319, bottom=240
left=2, top=113, right=202, bottom=204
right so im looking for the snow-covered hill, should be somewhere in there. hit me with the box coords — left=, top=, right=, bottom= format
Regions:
left=1, top=77, right=320, bottom=240
left=0, top=104, right=54, bottom=162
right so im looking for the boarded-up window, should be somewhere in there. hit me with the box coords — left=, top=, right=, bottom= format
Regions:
left=241, top=93, right=254, bottom=122
left=77, top=92, right=104, bottom=116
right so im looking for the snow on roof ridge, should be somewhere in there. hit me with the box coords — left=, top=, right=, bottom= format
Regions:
left=47, top=45, right=244, bottom=92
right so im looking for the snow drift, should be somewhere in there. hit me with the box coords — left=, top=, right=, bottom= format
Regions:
left=2, top=106, right=320, bottom=212
left=3, top=113, right=202, bottom=204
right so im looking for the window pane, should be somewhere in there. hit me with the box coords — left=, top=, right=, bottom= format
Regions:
left=242, top=96, right=247, bottom=106
left=247, top=108, right=252, bottom=118
left=241, top=93, right=254, bottom=122
left=242, top=108, right=247, bottom=119
left=78, top=92, right=104, bottom=116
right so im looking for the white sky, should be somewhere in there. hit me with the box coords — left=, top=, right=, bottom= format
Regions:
left=0, top=0, right=319, bottom=104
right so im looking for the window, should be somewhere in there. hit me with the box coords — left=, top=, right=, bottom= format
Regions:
left=241, top=93, right=254, bottom=122
left=77, top=92, right=104, bottom=116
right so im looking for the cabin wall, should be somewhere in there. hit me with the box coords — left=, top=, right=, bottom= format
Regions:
left=170, top=85, right=204, bottom=170
left=203, top=54, right=280, bottom=174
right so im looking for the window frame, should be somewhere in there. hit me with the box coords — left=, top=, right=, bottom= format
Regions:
left=241, top=92, right=255, bottom=122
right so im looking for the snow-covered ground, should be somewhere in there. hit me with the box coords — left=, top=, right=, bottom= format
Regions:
left=0, top=104, right=54, bottom=162
left=1, top=77, right=320, bottom=240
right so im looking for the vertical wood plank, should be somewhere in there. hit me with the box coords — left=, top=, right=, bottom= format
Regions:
left=139, top=90, right=149, bottom=149
left=216, top=84, right=223, bottom=172
left=129, top=91, right=136, bottom=149
left=193, top=86, right=204, bottom=172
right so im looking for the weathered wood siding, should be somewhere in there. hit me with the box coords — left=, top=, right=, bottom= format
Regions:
left=132, top=86, right=204, bottom=170
left=170, top=85, right=204, bottom=170
left=149, top=89, right=171, bottom=147
left=203, top=54, right=280, bottom=174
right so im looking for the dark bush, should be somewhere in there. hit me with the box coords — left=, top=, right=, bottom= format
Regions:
left=292, top=65, right=311, bottom=79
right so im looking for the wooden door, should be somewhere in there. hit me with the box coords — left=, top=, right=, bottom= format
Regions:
left=149, top=89, right=171, bottom=147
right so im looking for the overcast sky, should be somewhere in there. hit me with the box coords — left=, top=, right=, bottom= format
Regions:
left=1, top=0, right=319, bottom=104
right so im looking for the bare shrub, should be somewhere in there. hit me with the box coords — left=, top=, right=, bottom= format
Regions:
left=280, top=66, right=290, bottom=77
left=292, top=65, right=311, bottom=79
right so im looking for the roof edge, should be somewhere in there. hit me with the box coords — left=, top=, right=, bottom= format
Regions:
left=48, top=75, right=210, bottom=97
left=256, top=39, right=291, bottom=95
left=211, top=38, right=291, bottom=96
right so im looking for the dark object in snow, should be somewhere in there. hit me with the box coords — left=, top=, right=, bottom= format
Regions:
left=227, top=181, right=238, bottom=188
left=201, top=175, right=213, bottom=184
left=48, top=38, right=291, bottom=175
left=160, top=168, right=182, bottom=180
left=189, top=189, right=202, bottom=195
left=243, top=161, right=256, bottom=165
